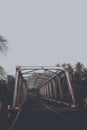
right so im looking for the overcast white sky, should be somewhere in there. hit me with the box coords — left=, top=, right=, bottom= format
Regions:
left=0, top=0, right=87, bottom=75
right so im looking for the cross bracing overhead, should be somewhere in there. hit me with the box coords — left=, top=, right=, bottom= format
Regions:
left=18, top=66, right=65, bottom=89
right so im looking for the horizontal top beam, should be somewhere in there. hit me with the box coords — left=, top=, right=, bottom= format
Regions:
left=15, top=65, right=67, bottom=89
left=16, top=66, right=65, bottom=71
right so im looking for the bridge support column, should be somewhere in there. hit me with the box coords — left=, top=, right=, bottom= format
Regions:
left=50, top=81, right=54, bottom=100
left=46, top=85, right=48, bottom=98
left=57, top=75, right=63, bottom=100
left=52, top=79, right=57, bottom=101
left=49, top=82, right=52, bottom=100
left=13, top=67, right=20, bottom=109
left=65, top=71, right=76, bottom=107
left=47, top=85, right=49, bottom=99
left=47, top=83, right=50, bottom=99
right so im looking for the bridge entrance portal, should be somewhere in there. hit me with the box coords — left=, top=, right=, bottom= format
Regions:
left=13, top=66, right=76, bottom=109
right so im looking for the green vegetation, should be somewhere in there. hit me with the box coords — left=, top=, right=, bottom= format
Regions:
left=0, top=75, right=15, bottom=105
left=0, top=35, right=8, bottom=54
left=56, top=62, right=87, bottom=81
left=0, top=80, right=7, bottom=102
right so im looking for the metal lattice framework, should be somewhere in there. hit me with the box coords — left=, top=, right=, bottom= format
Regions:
left=13, top=66, right=76, bottom=108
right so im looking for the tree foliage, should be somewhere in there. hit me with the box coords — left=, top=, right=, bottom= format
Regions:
left=0, top=75, right=15, bottom=105
left=7, top=75, right=15, bottom=105
left=56, top=62, right=87, bottom=81
left=0, top=66, right=7, bottom=81
left=0, top=35, right=8, bottom=54
left=0, top=35, right=8, bottom=80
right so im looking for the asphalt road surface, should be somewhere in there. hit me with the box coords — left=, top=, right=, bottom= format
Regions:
left=9, top=96, right=84, bottom=130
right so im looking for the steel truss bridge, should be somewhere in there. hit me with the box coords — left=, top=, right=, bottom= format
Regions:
left=13, top=66, right=76, bottom=109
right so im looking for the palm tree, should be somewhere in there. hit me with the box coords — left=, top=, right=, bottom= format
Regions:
left=56, top=64, right=61, bottom=67
left=0, top=35, right=8, bottom=54
left=56, top=63, right=74, bottom=80
left=75, top=62, right=84, bottom=80
left=62, top=63, right=74, bottom=80
left=0, top=66, right=7, bottom=80
left=0, top=35, right=8, bottom=80
left=0, top=35, right=8, bottom=111
left=83, top=68, right=87, bottom=79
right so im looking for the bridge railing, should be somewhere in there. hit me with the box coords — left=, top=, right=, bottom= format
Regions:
left=39, top=70, right=76, bottom=108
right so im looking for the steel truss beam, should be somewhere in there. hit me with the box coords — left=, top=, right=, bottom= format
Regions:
left=13, top=66, right=76, bottom=108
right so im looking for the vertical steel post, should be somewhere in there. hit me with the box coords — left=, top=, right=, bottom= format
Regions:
left=13, top=67, right=20, bottom=108
left=57, top=75, right=63, bottom=99
left=47, top=83, right=50, bottom=99
left=55, top=77, right=59, bottom=100
left=50, top=80, right=54, bottom=100
left=16, top=75, right=20, bottom=106
left=65, top=71, right=76, bottom=106
left=22, top=81, right=25, bottom=104
left=49, top=82, right=52, bottom=100
left=52, top=79, right=57, bottom=100
left=45, top=86, right=47, bottom=98
left=46, top=85, right=48, bottom=98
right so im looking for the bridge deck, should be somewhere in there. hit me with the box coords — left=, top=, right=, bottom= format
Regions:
left=9, top=95, right=85, bottom=130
